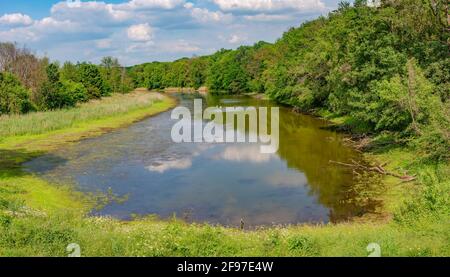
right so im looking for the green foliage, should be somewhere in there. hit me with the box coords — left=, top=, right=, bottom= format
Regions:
left=349, top=60, right=441, bottom=134
left=60, top=61, right=79, bottom=83
left=207, top=48, right=251, bottom=94
left=39, top=63, right=76, bottom=110
left=394, top=165, right=450, bottom=225
left=78, top=62, right=111, bottom=98
left=129, top=42, right=273, bottom=94
left=0, top=72, right=34, bottom=114
left=62, top=80, right=88, bottom=103
left=1, top=51, right=132, bottom=115
left=129, top=56, right=210, bottom=90
left=100, top=57, right=132, bottom=94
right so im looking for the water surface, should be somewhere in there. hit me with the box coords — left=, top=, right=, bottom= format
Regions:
left=25, top=93, right=379, bottom=226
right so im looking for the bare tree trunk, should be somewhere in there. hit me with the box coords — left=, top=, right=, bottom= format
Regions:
left=407, top=61, right=422, bottom=135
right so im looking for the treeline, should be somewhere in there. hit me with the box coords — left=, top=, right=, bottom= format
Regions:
left=0, top=43, right=132, bottom=115
left=130, top=56, right=209, bottom=90
left=130, top=41, right=271, bottom=94
left=129, top=0, right=449, bottom=161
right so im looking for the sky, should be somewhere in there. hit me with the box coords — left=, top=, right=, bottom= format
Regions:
left=0, top=0, right=340, bottom=66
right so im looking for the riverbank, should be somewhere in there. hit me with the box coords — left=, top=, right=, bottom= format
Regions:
left=0, top=90, right=448, bottom=257
left=0, top=89, right=176, bottom=216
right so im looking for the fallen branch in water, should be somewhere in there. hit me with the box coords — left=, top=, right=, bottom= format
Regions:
left=329, top=159, right=416, bottom=182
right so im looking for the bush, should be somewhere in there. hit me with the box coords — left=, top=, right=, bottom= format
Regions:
left=0, top=72, right=34, bottom=114
left=62, top=80, right=88, bottom=103
left=413, top=102, right=450, bottom=162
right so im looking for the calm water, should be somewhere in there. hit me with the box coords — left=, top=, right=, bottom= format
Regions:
left=25, top=93, right=379, bottom=227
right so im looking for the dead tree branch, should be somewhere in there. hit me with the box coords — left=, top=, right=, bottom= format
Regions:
left=329, top=160, right=416, bottom=182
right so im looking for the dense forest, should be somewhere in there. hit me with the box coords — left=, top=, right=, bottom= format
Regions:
left=129, top=0, right=449, bottom=162
left=0, top=43, right=133, bottom=114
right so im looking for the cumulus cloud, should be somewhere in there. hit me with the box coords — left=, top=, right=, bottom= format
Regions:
left=127, top=23, right=153, bottom=42
left=185, top=4, right=232, bottom=23
left=51, top=1, right=132, bottom=25
left=0, top=0, right=332, bottom=65
left=0, top=16, right=86, bottom=42
left=0, top=13, right=34, bottom=26
left=213, top=0, right=326, bottom=13
left=123, top=0, right=186, bottom=10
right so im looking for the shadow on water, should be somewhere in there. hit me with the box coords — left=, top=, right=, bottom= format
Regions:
left=1, top=148, right=67, bottom=175
left=0, top=148, right=70, bottom=211
left=23, top=93, right=385, bottom=227
left=206, top=94, right=385, bottom=222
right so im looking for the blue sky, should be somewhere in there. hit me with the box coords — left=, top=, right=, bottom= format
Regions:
left=0, top=0, right=340, bottom=65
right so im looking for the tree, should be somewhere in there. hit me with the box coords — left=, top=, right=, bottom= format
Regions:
left=0, top=42, right=48, bottom=101
left=39, top=63, right=75, bottom=110
left=78, top=62, right=111, bottom=98
left=60, top=61, right=79, bottom=82
left=0, top=72, right=34, bottom=114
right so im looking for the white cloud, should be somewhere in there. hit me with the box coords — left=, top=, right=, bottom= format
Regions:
left=170, top=39, right=200, bottom=52
left=244, top=13, right=292, bottom=22
left=228, top=34, right=246, bottom=44
left=127, top=23, right=153, bottom=42
left=183, top=2, right=194, bottom=9
left=131, top=0, right=184, bottom=9
left=0, top=13, right=33, bottom=26
left=120, top=0, right=185, bottom=10
left=190, top=7, right=232, bottom=23
left=34, top=17, right=73, bottom=30
left=0, top=28, right=38, bottom=42
left=0, top=17, right=82, bottom=42
left=126, top=40, right=155, bottom=53
left=183, top=3, right=232, bottom=24
left=213, top=0, right=325, bottom=13
left=51, top=1, right=132, bottom=25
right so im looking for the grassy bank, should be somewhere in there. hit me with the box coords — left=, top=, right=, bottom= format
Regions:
left=0, top=91, right=449, bottom=257
left=0, top=89, right=175, bottom=223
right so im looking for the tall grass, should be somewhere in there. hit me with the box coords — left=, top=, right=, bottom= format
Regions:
left=0, top=91, right=163, bottom=138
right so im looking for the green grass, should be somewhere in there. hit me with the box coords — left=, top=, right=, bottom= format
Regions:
left=0, top=90, right=176, bottom=152
left=0, top=90, right=449, bottom=257
left=1, top=90, right=165, bottom=138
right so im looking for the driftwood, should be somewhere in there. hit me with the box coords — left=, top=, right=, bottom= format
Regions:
left=329, top=159, right=416, bottom=182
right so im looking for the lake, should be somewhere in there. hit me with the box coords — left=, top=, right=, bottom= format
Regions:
left=25, top=93, right=380, bottom=227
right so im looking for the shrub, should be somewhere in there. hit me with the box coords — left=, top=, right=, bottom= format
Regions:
left=62, top=80, right=88, bottom=103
